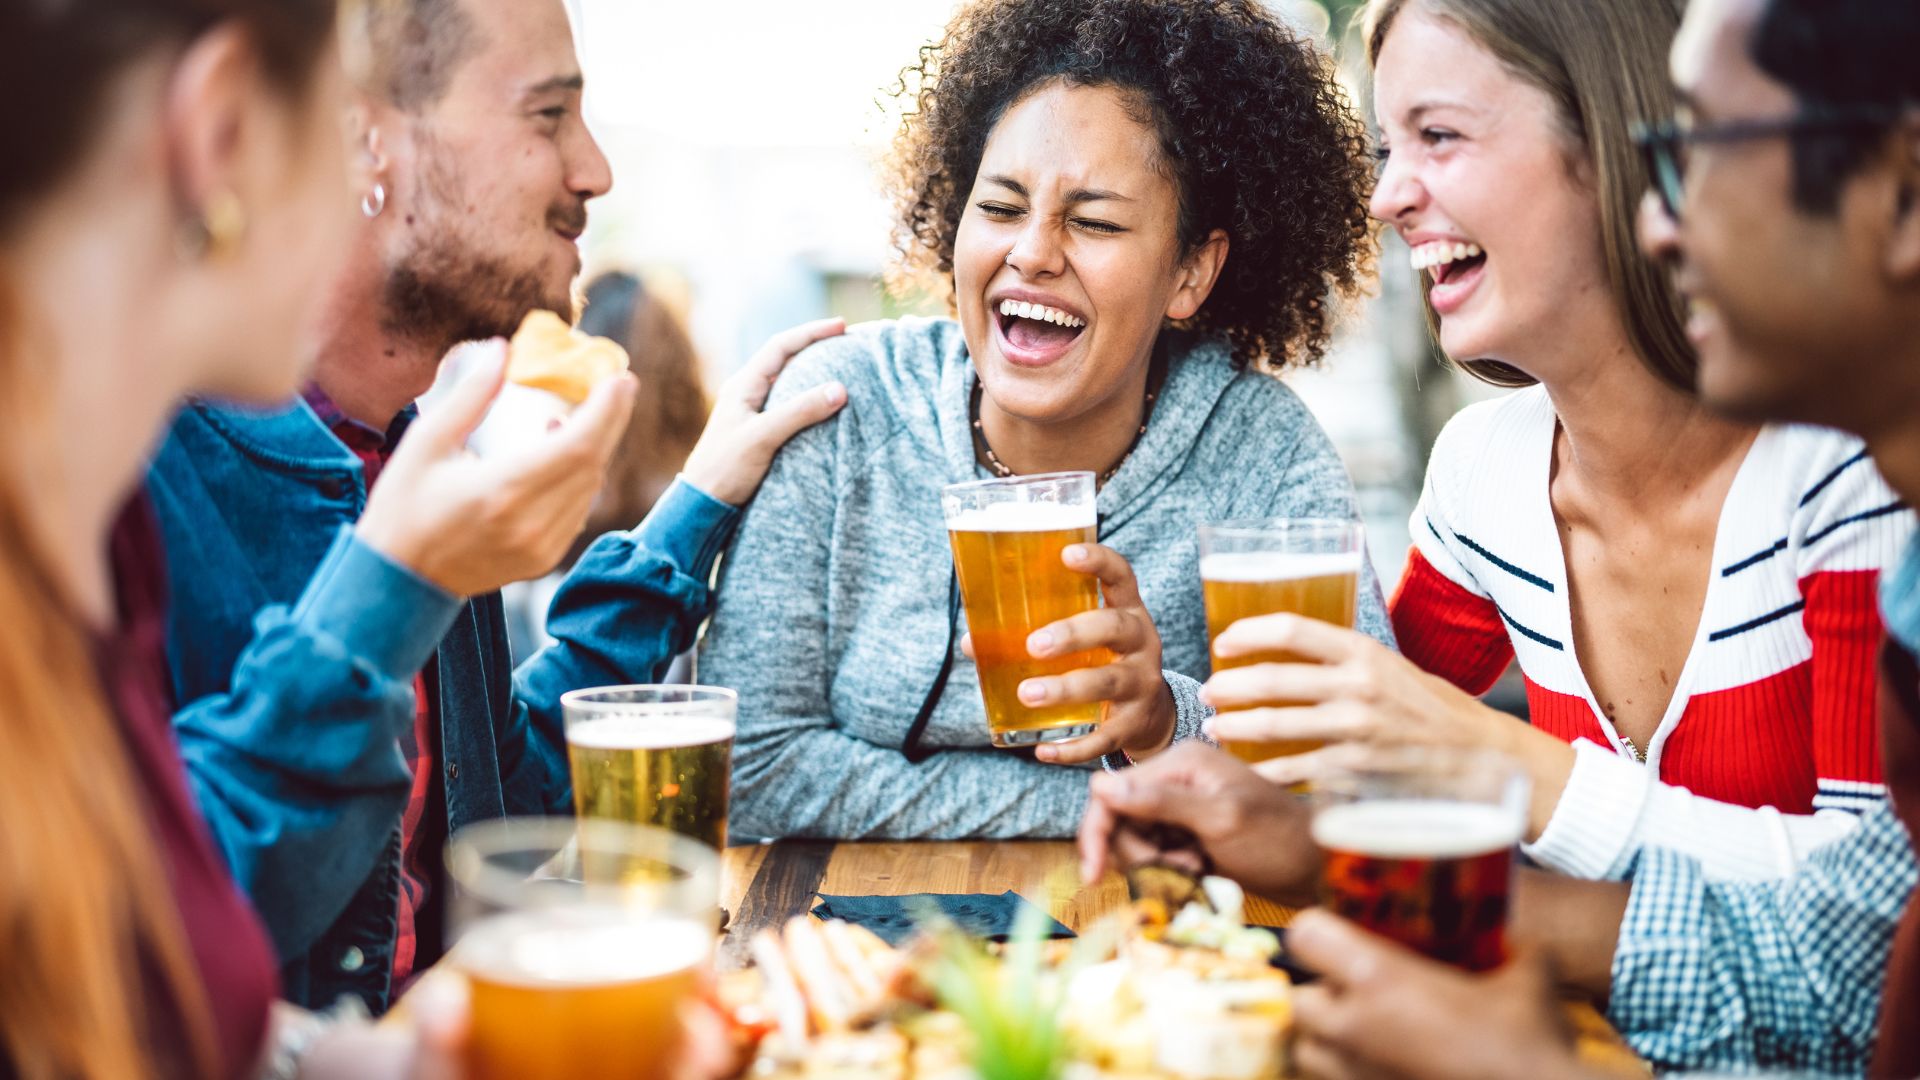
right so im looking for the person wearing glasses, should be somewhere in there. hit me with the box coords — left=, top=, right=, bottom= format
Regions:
left=1190, top=0, right=1912, bottom=882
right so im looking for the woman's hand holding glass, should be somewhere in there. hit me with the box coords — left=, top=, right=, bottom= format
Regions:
left=963, top=542, right=1178, bottom=765
left=1201, top=614, right=1573, bottom=810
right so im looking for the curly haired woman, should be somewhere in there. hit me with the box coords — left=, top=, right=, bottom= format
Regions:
left=703, top=0, right=1389, bottom=839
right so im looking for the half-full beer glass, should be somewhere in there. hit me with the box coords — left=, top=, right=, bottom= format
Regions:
left=943, top=471, right=1107, bottom=747
left=1199, top=518, right=1364, bottom=764
left=562, top=685, right=736, bottom=851
left=447, top=817, right=721, bottom=1080
left=1311, top=749, right=1528, bottom=972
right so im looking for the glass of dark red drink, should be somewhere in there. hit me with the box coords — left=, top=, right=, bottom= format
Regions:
left=1310, top=748, right=1529, bottom=972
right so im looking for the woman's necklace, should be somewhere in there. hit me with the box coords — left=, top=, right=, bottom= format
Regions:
left=968, top=359, right=1164, bottom=487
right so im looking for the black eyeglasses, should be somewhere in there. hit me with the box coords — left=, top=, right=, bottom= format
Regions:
left=1632, top=106, right=1902, bottom=221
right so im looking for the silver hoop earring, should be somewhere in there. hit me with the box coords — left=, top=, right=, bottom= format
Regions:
left=361, top=182, right=386, bottom=219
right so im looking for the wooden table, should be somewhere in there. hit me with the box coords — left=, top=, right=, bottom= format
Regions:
left=718, top=839, right=1293, bottom=969
left=720, top=839, right=1646, bottom=1075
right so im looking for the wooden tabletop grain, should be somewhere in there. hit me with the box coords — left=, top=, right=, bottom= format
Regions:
left=718, top=839, right=1273, bottom=968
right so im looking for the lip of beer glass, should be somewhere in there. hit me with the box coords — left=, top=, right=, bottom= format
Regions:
left=942, top=471, right=1109, bottom=748
left=561, top=685, right=736, bottom=851
left=1310, top=749, right=1529, bottom=973
left=446, top=817, right=721, bottom=1080
left=1198, top=518, right=1364, bottom=765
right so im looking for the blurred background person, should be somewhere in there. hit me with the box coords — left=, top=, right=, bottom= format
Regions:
left=1199, top=0, right=1911, bottom=883
left=501, top=269, right=712, bottom=662
left=577, top=271, right=711, bottom=544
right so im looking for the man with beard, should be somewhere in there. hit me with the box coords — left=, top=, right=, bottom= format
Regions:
left=146, top=0, right=850, bottom=1013
left=1078, top=0, right=1920, bottom=1075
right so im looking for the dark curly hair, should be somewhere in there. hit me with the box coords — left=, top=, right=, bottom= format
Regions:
left=884, top=0, right=1376, bottom=371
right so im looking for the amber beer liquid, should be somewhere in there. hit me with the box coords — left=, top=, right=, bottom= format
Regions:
left=568, top=715, right=732, bottom=850
left=1201, top=550, right=1361, bottom=764
left=948, top=502, right=1108, bottom=746
left=1312, top=799, right=1521, bottom=972
left=462, top=913, right=708, bottom=1080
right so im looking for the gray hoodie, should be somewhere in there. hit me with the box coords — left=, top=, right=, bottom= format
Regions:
left=702, top=317, right=1391, bottom=840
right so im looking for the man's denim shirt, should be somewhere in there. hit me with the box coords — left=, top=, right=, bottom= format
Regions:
left=146, top=396, right=738, bottom=1011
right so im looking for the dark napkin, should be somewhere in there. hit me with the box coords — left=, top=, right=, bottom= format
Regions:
left=1251, top=925, right=1317, bottom=985
left=810, top=891, right=1074, bottom=947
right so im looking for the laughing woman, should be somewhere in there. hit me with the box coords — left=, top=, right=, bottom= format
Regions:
left=1201, top=0, right=1913, bottom=882
left=702, top=0, right=1388, bottom=840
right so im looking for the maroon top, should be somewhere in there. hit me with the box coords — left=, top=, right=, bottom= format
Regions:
left=104, top=494, right=277, bottom=1078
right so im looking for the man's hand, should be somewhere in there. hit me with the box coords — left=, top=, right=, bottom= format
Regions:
left=681, top=317, right=849, bottom=507
left=354, top=339, right=636, bottom=598
left=1077, top=742, right=1320, bottom=904
left=1288, top=910, right=1593, bottom=1080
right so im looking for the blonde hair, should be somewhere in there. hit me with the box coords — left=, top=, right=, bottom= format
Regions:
left=1362, top=0, right=1692, bottom=391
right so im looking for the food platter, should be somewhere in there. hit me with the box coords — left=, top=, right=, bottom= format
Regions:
left=718, top=877, right=1296, bottom=1080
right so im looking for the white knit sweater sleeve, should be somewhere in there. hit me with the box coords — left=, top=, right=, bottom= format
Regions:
left=1524, top=739, right=1864, bottom=881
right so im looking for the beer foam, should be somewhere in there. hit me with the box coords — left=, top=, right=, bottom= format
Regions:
left=461, top=914, right=710, bottom=986
left=1199, top=551, right=1364, bottom=583
left=946, top=501, right=1096, bottom=533
left=1310, top=800, right=1522, bottom=859
left=568, top=715, right=735, bottom=750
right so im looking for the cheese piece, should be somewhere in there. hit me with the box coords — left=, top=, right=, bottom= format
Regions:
left=505, top=309, right=629, bottom=405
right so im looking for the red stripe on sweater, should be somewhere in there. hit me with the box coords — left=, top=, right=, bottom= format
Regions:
left=1524, top=673, right=1818, bottom=811
left=1394, top=559, right=1885, bottom=810
left=1800, top=568, right=1885, bottom=787
left=1391, top=549, right=1513, bottom=696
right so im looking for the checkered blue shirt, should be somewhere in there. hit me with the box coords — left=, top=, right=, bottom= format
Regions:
left=1608, top=533, right=1920, bottom=1074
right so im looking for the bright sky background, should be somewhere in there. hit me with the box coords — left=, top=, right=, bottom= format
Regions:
left=576, top=0, right=957, bottom=148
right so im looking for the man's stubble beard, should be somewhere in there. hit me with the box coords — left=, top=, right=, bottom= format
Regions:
left=378, top=134, right=579, bottom=354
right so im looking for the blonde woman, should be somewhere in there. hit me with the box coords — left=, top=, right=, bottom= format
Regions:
left=1203, top=0, right=1912, bottom=881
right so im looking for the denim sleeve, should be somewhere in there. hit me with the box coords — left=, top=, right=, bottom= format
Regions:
left=508, top=477, right=741, bottom=809
left=172, top=526, right=460, bottom=959
left=1607, top=799, right=1915, bottom=1074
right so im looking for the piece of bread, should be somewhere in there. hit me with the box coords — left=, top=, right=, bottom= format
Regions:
left=505, top=309, right=629, bottom=405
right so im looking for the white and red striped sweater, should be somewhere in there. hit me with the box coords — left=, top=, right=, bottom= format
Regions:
left=1394, top=387, right=1913, bottom=880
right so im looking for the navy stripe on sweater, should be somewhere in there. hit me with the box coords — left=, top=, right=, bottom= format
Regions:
left=1496, top=604, right=1563, bottom=651
left=1804, top=500, right=1909, bottom=549
left=1721, top=500, right=1907, bottom=577
left=1709, top=599, right=1807, bottom=642
left=1722, top=538, right=1790, bottom=578
left=1799, top=449, right=1867, bottom=508
left=1453, top=531, right=1556, bottom=593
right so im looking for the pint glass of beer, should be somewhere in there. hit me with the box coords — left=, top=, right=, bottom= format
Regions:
left=1198, top=519, right=1364, bottom=765
left=943, top=471, right=1108, bottom=747
left=1310, top=749, right=1529, bottom=972
left=561, top=685, right=736, bottom=850
left=447, top=817, right=721, bottom=1080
